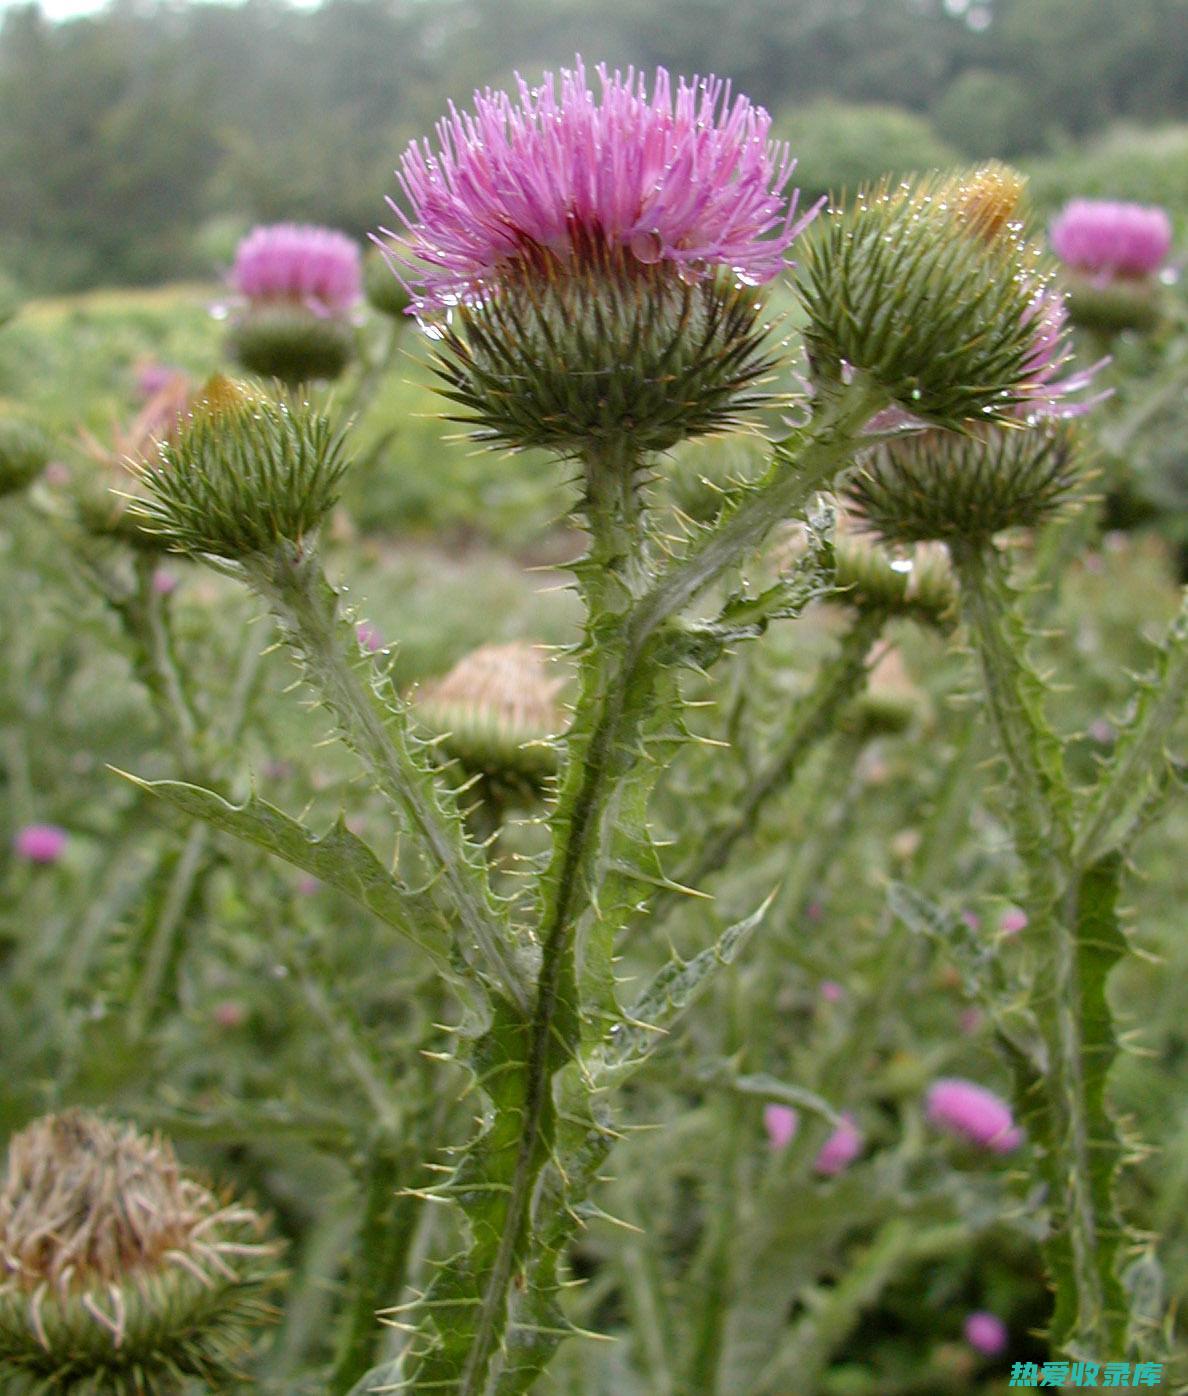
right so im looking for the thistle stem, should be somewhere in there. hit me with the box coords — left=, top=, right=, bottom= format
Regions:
left=661, top=609, right=885, bottom=917
left=951, top=539, right=1119, bottom=1356
left=252, top=546, right=530, bottom=1014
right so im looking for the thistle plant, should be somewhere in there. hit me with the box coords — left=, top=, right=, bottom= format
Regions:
left=90, top=59, right=1187, bottom=1396
left=228, top=223, right=362, bottom=387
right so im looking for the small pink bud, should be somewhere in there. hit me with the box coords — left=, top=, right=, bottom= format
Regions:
left=1000, top=907, right=1028, bottom=936
left=813, top=1113, right=862, bottom=1176
left=763, top=1104, right=799, bottom=1151
left=297, top=875, right=321, bottom=895
left=960, top=910, right=981, bottom=931
left=213, top=1000, right=247, bottom=1029
left=13, top=824, right=68, bottom=864
left=357, top=622, right=383, bottom=653
left=963, top=1310, right=1008, bottom=1356
left=152, top=569, right=179, bottom=595
left=819, top=980, right=844, bottom=1003
left=1089, top=719, right=1114, bottom=745
left=926, top=1078, right=1022, bottom=1153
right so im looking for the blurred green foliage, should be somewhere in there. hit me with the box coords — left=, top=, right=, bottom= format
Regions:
left=0, top=0, right=1186, bottom=292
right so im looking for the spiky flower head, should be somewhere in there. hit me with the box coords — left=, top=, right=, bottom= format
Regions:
left=799, top=165, right=1099, bottom=427
left=925, top=1078, right=1021, bottom=1153
left=0, top=418, right=50, bottom=498
left=843, top=420, right=1085, bottom=544
left=1049, top=200, right=1172, bottom=282
left=229, top=224, right=361, bottom=386
left=228, top=305, right=355, bottom=388
left=379, top=59, right=812, bottom=457
left=414, top=642, right=564, bottom=799
left=232, top=224, right=362, bottom=317
left=0, top=1110, right=280, bottom=1394
left=132, top=376, right=350, bottom=562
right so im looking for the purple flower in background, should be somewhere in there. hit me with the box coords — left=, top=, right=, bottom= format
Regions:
left=813, top=1113, right=862, bottom=1176
left=1000, top=907, right=1028, bottom=936
left=134, top=360, right=183, bottom=400
left=964, top=1310, right=1008, bottom=1356
left=763, top=1104, right=799, bottom=1150
left=927, top=1078, right=1022, bottom=1153
left=357, top=622, right=383, bottom=653
left=232, top=224, right=362, bottom=316
left=13, top=824, right=68, bottom=864
left=1050, top=199, right=1172, bottom=282
left=382, top=57, right=813, bottom=313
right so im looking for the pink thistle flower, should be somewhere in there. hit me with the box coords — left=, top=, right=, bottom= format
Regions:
left=212, top=1000, right=248, bottom=1030
left=134, top=360, right=184, bottom=401
left=1015, top=288, right=1109, bottom=420
left=813, top=1113, right=862, bottom=1176
left=926, top=1078, right=1022, bottom=1153
left=297, top=875, right=322, bottom=896
left=232, top=224, right=362, bottom=317
left=764, top=1104, right=799, bottom=1150
left=819, top=980, right=844, bottom=1003
left=13, top=824, right=68, bottom=864
left=357, top=621, right=383, bottom=653
left=1000, top=907, right=1028, bottom=936
left=963, top=1310, right=1008, bottom=1356
left=1050, top=199, right=1173, bottom=282
left=382, top=57, right=812, bottom=314
left=959, top=1007, right=984, bottom=1036
left=152, top=569, right=179, bottom=596
left=960, top=910, right=981, bottom=931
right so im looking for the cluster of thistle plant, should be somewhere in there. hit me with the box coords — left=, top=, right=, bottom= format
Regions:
left=2, top=59, right=1186, bottom=1396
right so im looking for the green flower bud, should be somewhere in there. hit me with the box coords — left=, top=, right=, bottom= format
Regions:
left=833, top=526, right=957, bottom=630
left=842, top=646, right=927, bottom=739
left=0, top=418, right=50, bottom=497
left=798, top=166, right=1064, bottom=427
left=134, top=376, right=350, bottom=561
left=413, top=642, right=564, bottom=800
left=844, top=421, right=1083, bottom=544
left=1062, top=274, right=1164, bottom=336
left=363, top=249, right=413, bottom=321
left=0, top=1111, right=281, bottom=1394
left=228, top=305, right=354, bottom=387
left=428, top=232, right=782, bottom=458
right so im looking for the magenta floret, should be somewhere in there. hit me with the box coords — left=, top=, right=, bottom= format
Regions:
left=232, top=224, right=363, bottom=316
left=383, top=58, right=811, bottom=312
left=926, top=1078, right=1022, bottom=1153
left=1049, top=199, right=1172, bottom=281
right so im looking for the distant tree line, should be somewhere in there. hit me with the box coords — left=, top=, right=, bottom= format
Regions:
left=1, top=0, right=1185, bottom=291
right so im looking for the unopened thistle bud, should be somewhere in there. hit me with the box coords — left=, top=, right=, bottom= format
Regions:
left=380, top=59, right=815, bottom=459
left=133, top=376, right=350, bottom=561
left=363, top=248, right=413, bottom=320
left=844, top=420, right=1084, bottom=544
left=832, top=513, right=957, bottom=629
left=798, top=166, right=1095, bottom=427
left=413, top=642, right=564, bottom=799
left=0, top=1111, right=280, bottom=1394
left=842, top=647, right=927, bottom=739
left=229, top=224, right=362, bottom=386
left=0, top=418, right=50, bottom=497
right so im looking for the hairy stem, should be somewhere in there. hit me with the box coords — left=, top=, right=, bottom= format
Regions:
left=952, top=539, right=1119, bottom=1355
left=253, top=546, right=530, bottom=1014
left=661, top=609, right=885, bottom=920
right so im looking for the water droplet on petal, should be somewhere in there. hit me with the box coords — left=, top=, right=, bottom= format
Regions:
left=630, top=229, right=663, bottom=264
